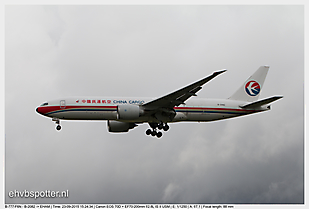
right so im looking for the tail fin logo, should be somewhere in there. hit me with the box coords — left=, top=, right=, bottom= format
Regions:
left=245, top=80, right=261, bottom=96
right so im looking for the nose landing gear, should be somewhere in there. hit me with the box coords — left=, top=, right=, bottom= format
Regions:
left=52, top=118, right=61, bottom=131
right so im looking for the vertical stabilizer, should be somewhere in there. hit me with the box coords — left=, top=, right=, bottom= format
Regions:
left=228, top=66, right=269, bottom=102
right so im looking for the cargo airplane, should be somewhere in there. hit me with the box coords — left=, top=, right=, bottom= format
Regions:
left=36, top=66, right=283, bottom=138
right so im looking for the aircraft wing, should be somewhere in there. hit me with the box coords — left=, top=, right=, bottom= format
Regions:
left=142, top=70, right=226, bottom=109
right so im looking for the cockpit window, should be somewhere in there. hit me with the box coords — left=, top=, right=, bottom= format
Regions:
left=40, top=102, right=48, bottom=106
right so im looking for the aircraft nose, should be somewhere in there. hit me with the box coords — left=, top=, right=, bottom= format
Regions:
left=36, top=107, right=43, bottom=115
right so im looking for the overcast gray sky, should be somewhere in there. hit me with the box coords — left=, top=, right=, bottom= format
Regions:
left=5, top=5, right=304, bottom=204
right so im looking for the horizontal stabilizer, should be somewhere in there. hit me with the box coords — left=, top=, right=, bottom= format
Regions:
left=240, top=96, right=283, bottom=109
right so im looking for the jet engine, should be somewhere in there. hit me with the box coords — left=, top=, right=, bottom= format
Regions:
left=107, top=120, right=137, bottom=132
left=117, top=104, right=144, bottom=120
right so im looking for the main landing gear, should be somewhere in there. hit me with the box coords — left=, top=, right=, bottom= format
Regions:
left=52, top=118, right=61, bottom=131
left=146, top=122, right=169, bottom=138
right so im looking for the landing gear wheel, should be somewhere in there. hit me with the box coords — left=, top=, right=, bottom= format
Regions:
left=146, top=129, right=152, bottom=135
left=156, top=132, right=163, bottom=138
left=163, top=124, right=169, bottom=131
left=146, top=122, right=168, bottom=138
left=53, top=118, right=61, bottom=131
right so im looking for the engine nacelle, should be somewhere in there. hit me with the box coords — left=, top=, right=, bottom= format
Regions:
left=107, top=120, right=137, bottom=132
left=117, top=104, right=144, bottom=120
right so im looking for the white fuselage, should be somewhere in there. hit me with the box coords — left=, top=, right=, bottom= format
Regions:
left=35, top=66, right=281, bottom=136
left=36, top=97, right=267, bottom=123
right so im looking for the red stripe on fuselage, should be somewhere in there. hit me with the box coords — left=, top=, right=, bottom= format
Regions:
left=36, top=105, right=257, bottom=117
left=37, top=105, right=117, bottom=115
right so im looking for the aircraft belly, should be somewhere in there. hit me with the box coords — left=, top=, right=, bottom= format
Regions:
left=186, top=112, right=237, bottom=122
left=50, top=111, right=118, bottom=120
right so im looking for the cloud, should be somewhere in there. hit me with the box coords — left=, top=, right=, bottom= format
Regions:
left=5, top=5, right=303, bottom=204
